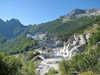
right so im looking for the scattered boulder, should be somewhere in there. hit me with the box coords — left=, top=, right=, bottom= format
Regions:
left=85, top=33, right=90, bottom=40
left=68, top=36, right=75, bottom=43
left=74, top=35, right=80, bottom=41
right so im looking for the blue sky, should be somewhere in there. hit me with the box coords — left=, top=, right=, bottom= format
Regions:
left=0, top=0, right=100, bottom=25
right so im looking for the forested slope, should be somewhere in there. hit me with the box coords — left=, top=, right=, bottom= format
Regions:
left=34, top=16, right=100, bottom=41
left=3, top=30, right=37, bottom=54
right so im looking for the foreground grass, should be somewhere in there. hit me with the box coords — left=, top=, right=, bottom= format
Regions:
left=79, top=71, right=93, bottom=75
left=79, top=71, right=100, bottom=75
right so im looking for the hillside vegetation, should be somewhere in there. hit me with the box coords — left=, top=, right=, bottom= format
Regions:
left=2, top=16, right=100, bottom=55
left=35, top=16, right=100, bottom=41
left=1, top=9, right=100, bottom=75
left=3, top=30, right=37, bottom=54
left=59, top=18, right=100, bottom=75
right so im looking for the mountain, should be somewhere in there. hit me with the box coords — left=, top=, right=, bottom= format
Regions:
left=29, top=8, right=100, bottom=40
left=1, top=8, right=100, bottom=75
left=0, top=8, right=100, bottom=40
left=59, top=8, right=100, bottom=23
left=69, top=8, right=100, bottom=16
left=32, top=16, right=100, bottom=41
left=0, top=34, right=7, bottom=44
left=0, top=18, right=28, bottom=39
left=1, top=8, right=100, bottom=54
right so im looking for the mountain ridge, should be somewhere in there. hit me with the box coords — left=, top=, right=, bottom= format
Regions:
left=0, top=18, right=28, bottom=39
left=0, top=8, right=100, bottom=43
left=59, top=8, right=100, bottom=23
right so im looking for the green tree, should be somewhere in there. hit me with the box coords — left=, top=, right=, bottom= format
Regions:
left=23, top=61, right=36, bottom=75
left=46, top=68, right=58, bottom=75
left=0, top=44, right=22, bottom=75
left=59, top=59, right=70, bottom=75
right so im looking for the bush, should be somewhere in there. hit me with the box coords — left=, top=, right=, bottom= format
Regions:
left=79, top=71, right=93, bottom=75
left=46, top=68, right=58, bottom=75
left=26, top=51, right=39, bottom=61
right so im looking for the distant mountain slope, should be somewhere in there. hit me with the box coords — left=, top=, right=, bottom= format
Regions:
left=0, top=34, right=7, bottom=43
left=59, top=8, right=100, bottom=23
left=29, top=8, right=100, bottom=41
left=33, top=16, right=100, bottom=41
left=3, top=30, right=37, bottom=54
left=0, top=18, right=28, bottom=39
left=1, top=8, right=100, bottom=54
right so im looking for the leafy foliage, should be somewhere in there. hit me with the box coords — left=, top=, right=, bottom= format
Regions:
left=89, top=30, right=100, bottom=46
left=59, top=26, right=100, bottom=74
left=0, top=44, right=37, bottom=75
left=23, top=61, right=36, bottom=75
left=79, top=71, right=93, bottom=75
left=0, top=45, right=22, bottom=75
left=45, top=68, right=58, bottom=75
left=59, top=45, right=100, bottom=74
left=26, top=51, right=39, bottom=61
left=59, top=59, right=70, bottom=75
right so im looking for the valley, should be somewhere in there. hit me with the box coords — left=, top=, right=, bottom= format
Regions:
left=24, top=31, right=91, bottom=75
left=0, top=8, right=100, bottom=75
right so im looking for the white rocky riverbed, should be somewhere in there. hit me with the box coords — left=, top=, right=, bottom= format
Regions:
left=26, top=32, right=90, bottom=75
left=35, top=33, right=91, bottom=75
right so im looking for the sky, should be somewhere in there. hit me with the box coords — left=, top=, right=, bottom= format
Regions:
left=0, top=0, right=100, bottom=25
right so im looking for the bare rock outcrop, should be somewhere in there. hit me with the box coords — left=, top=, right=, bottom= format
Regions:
left=59, top=33, right=90, bottom=58
left=68, top=36, right=75, bottom=43
left=60, top=8, right=100, bottom=23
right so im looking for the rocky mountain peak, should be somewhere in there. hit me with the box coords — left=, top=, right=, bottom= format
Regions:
left=69, top=8, right=86, bottom=16
left=9, top=18, right=21, bottom=24
left=60, top=8, right=100, bottom=23
left=0, top=19, right=4, bottom=22
left=85, top=8, right=100, bottom=13
left=5, top=18, right=23, bottom=27
left=69, top=8, right=100, bottom=16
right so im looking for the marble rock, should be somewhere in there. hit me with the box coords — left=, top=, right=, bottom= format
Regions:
left=68, top=36, right=75, bottom=43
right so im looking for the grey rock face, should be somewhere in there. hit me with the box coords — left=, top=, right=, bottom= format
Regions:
left=73, top=40, right=79, bottom=46
left=79, top=35, right=86, bottom=45
left=60, top=8, right=100, bottom=23
left=68, top=36, right=75, bottom=43
left=89, top=8, right=99, bottom=13
left=74, top=35, right=80, bottom=41
left=69, top=9, right=86, bottom=16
